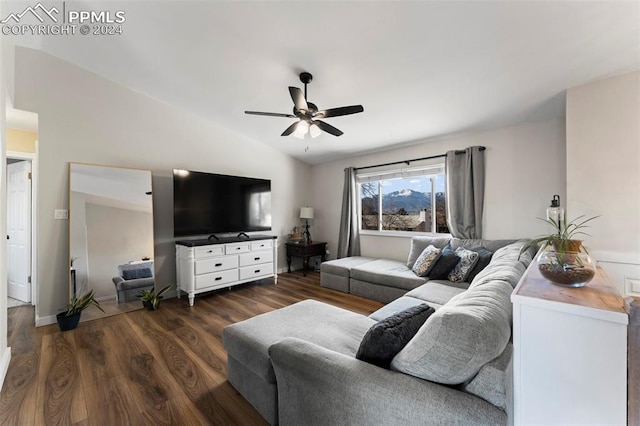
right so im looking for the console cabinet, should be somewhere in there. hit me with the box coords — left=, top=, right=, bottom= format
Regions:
left=176, top=236, right=277, bottom=306
left=511, top=261, right=628, bottom=425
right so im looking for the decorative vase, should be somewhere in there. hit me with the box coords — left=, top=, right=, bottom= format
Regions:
left=56, top=312, right=81, bottom=331
left=537, top=250, right=596, bottom=288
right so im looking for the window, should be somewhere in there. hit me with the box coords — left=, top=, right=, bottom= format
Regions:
left=358, top=163, right=449, bottom=234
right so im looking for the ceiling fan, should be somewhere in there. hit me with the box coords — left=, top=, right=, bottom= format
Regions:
left=245, top=72, right=364, bottom=138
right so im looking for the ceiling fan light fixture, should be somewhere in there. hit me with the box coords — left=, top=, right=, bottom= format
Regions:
left=309, top=123, right=321, bottom=138
left=294, top=120, right=309, bottom=138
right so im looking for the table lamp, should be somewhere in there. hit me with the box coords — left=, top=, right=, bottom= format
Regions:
left=300, top=207, right=314, bottom=244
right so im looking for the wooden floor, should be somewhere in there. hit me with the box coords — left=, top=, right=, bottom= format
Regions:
left=0, top=272, right=383, bottom=425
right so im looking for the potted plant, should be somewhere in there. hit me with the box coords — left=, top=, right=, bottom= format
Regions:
left=56, top=289, right=104, bottom=331
left=520, top=213, right=600, bottom=287
left=137, top=284, right=172, bottom=310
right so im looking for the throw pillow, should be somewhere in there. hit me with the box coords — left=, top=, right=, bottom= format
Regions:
left=428, top=244, right=460, bottom=279
left=122, top=268, right=153, bottom=280
left=356, top=304, right=436, bottom=369
left=411, top=245, right=442, bottom=277
left=448, top=248, right=479, bottom=282
left=466, top=247, right=494, bottom=283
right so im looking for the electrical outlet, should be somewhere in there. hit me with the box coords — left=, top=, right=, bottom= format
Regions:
left=627, top=278, right=640, bottom=294
left=54, top=209, right=68, bottom=220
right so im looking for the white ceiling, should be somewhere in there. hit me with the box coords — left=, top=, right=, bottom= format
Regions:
left=6, top=1, right=640, bottom=164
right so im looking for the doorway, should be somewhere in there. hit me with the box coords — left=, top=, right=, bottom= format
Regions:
left=6, top=154, right=36, bottom=309
left=6, top=158, right=31, bottom=306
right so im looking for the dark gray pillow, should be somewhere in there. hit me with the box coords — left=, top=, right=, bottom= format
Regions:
left=466, top=247, right=494, bottom=283
left=356, top=304, right=436, bottom=369
left=428, top=244, right=460, bottom=279
left=122, top=268, right=152, bottom=280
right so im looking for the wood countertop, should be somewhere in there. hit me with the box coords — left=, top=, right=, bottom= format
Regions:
left=512, top=258, right=628, bottom=324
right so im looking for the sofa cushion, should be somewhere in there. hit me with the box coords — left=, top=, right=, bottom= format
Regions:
left=320, top=256, right=378, bottom=277
left=122, top=268, right=153, bottom=280
left=451, top=238, right=517, bottom=253
left=390, top=279, right=514, bottom=385
left=368, top=296, right=441, bottom=321
left=466, top=247, right=494, bottom=283
left=407, top=236, right=451, bottom=269
left=351, top=259, right=427, bottom=291
left=405, top=280, right=469, bottom=306
left=428, top=244, right=460, bottom=279
left=223, top=300, right=375, bottom=383
left=448, top=248, right=479, bottom=282
left=462, top=343, right=513, bottom=410
left=470, top=241, right=532, bottom=289
left=356, top=304, right=435, bottom=369
left=411, top=245, right=442, bottom=277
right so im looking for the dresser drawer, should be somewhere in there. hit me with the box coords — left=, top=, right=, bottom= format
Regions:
left=194, top=245, right=225, bottom=258
left=239, top=251, right=273, bottom=267
left=195, top=256, right=238, bottom=275
left=226, top=242, right=251, bottom=254
left=251, top=240, right=273, bottom=251
left=239, top=264, right=274, bottom=281
left=195, top=269, right=238, bottom=290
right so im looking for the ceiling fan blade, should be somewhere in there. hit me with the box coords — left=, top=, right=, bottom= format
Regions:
left=314, top=120, right=343, bottom=137
left=281, top=121, right=300, bottom=136
left=245, top=111, right=296, bottom=118
left=316, top=105, right=364, bottom=118
left=289, top=87, right=309, bottom=112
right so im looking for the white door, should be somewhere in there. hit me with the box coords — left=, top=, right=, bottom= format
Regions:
left=7, top=160, right=32, bottom=303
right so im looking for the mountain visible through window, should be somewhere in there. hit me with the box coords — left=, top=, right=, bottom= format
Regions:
left=360, top=173, right=449, bottom=234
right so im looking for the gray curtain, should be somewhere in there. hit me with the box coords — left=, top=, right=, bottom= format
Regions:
left=445, top=146, right=485, bottom=239
left=337, top=167, right=361, bottom=258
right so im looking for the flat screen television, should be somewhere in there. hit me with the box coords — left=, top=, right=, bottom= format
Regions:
left=173, top=169, right=272, bottom=237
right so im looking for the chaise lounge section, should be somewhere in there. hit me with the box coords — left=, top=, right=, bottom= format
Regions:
left=223, top=237, right=534, bottom=425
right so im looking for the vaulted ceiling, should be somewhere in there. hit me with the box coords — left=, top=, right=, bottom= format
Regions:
left=6, top=1, right=640, bottom=164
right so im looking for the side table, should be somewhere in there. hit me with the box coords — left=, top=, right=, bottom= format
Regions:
left=286, top=241, right=327, bottom=276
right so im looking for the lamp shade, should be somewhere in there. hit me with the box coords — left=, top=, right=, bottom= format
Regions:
left=300, top=207, right=314, bottom=219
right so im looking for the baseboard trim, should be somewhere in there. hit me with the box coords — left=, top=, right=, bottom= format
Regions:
left=35, top=315, right=57, bottom=327
left=0, top=347, right=11, bottom=392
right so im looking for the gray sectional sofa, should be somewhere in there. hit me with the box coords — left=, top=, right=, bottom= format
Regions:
left=223, top=236, right=534, bottom=425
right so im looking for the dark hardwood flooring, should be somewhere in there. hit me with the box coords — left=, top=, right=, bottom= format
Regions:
left=0, top=272, right=383, bottom=425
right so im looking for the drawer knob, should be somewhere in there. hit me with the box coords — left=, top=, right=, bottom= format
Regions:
left=215, top=277, right=222, bottom=281
left=215, top=263, right=222, bottom=267
left=254, top=270, right=260, bottom=274
left=254, top=257, right=260, bottom=261
left=207, top=250, right=212, bottom=253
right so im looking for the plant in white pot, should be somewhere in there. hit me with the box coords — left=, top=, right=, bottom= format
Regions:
left=520, top=213, right=600, bottom=287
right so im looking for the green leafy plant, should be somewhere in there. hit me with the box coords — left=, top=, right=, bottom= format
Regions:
left=137, top=284, right=172, bottom=310
left=519, top=212, right=600, bottom=258
left=61, top=289, right=104, bottom=317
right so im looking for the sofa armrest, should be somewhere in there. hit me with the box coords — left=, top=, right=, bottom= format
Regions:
left=269, top=337, right=506, bottom=426
left=113, top=277, right=154, bottom=291
left=112, top=276, right=124, bottom=286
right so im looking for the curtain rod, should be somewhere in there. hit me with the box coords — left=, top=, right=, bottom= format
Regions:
left=354, top=146, right=486, bottom=171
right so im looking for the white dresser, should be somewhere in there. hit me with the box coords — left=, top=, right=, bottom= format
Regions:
left=176, top=236, right=277, bottom=306
left=511, top=261, right=628, bottom=425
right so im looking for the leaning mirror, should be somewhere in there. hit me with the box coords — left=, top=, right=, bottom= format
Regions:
left=69, top=163, right=154, bottom=314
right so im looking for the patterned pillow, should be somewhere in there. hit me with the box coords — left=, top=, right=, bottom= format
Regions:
left=448, top=248, right=479, bottom=282
left=411, top=245, right=442, bottom=277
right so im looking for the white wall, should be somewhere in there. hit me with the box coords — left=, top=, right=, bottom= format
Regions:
left=0, top=2, right=13, bottom=389
left=312, top=119, right=566, bottom=262
left=12, top=47, right=312, bottom=324
left=566, top=70, right=640, bottom=295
